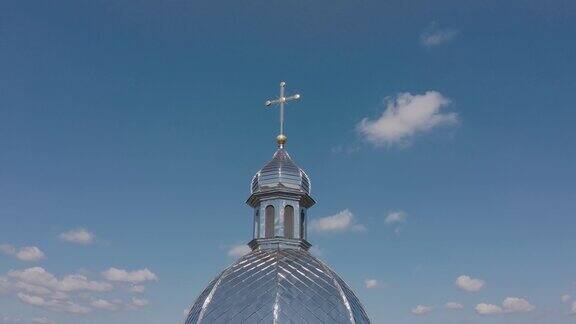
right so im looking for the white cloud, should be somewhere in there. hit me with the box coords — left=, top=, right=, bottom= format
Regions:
left=385, top=211, right=406, bottom=224
left=411, top=305, right=433, bottom=315
left=562, top=294, right=571, bottom=303
left=309, top=246, right=323, bottom=257
left=131, top=297, right=149, bottom=307
left=8, top=267, right=112, bottom=293
left=364, top=279, right=379, bottom=289
left=61, top=301, right=91, bottom=314
left=102, top=268, right=157, bottom=283
left=0, top=244, right=16, bottom=255
left=502, top=297, right=535, bottom=313
left=130, top=285, right=145, bottom=293
left=445, top=302, right=463, bottom=310
left=13, top=281, right=52, bottom=295
left=455, top=275, right=485, bottom=292
left=16, top=247, right=45, bottom=262
left=3, top=266, right=155, bottom=316
left=227, top=244, right=251, bottom=258
left=309, top=209, right=366, bottom=233
left=59, top=229, right=94, bottom=245
left=9, top=268, right=54, bottom=287
left=60, top=274, right=112, bottom=292
left=0, top=244, right=45, bottom=262
left=31, top=318, right=55, bottom=324
left=17, top=292, right=44, bottom=306
left=475, top=303, right=502, bottom=315
left=90, top=299, right=118, bottom=311
left=17, top=292, right=90, bottom=314
left=420, top=22, right=459, bottom=47
left=571, top=301, right=576, bottom=315
left=476, top=297, right=535, bottom=315
left=358, top=91, right=457, bottom=147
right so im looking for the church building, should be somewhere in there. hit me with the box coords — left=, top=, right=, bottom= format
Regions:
left=185, top=82, right=370, bottom=324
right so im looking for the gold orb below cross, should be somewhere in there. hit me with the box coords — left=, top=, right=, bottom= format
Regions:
left=276, top=134, right=287, bottom=146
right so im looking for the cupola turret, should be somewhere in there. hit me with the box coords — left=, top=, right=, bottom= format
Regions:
left=247, top=145, right=315, bottom=250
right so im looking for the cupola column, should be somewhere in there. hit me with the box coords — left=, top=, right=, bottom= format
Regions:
left=252, top=197, right=306, bottom=240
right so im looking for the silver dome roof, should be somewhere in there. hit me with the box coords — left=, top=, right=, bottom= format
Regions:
left=251, top=148, right=311, bottom=195
left=185, top=248, right=370, bottom=324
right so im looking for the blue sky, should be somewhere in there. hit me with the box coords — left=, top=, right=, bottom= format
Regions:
left=1, top=0, right=575, bottom=323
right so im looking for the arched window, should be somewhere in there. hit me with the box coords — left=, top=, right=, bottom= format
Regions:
left=254, top=209, right=260, bottom=238
left=300, top=209, right=306, bottom=239
left=284, top=205, right=294, bottom=238
left=265, top=205, right=275, bottom=238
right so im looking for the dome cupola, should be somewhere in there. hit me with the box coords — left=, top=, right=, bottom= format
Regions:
left=251, top=148, right=311, bottom=195
left=246, top=145, right=315, bottom=251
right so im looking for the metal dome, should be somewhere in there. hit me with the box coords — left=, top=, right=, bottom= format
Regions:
left=251, top=148, right=311, bottom=195
left=185, top=248, right=370, bottom=324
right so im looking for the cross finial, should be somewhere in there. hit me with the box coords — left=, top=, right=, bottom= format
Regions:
left=265, top=81, right=301, bottom=147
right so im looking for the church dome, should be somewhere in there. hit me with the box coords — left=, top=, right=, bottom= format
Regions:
left=185, top=248, right=370, bottom=324
left=251, top=148, right=311, bottom=195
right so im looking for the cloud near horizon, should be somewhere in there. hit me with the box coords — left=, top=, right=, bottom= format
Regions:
left=130, top=297, right=149, bottom=308
left=3, top=267, right=112, bottom=315
left=411, top=305, right=433, bottom=315
left=1, top=265, right=155, bottom=316
left=475, top=297, right=535, bottom=315
left=227, top=244, right=251, bottom=258
left=59, top=228, right=94, bottom=245
left=364, top=279, right=380, bottom=289
left=102, top=268, right=157, bottom=283
left=385, top=211, right=406, bottom=224
left=8, top=267, right=113, bottom=293
left=0, top=244, right=45, bottom=262
left=445, top=302, right=464, bottom=310
left=90, top=298, right=120, bottom=311
left=358, top=91, right=457, bottom=147
left=455, top=275, right=485, bottom=292
left=309, top=209, right=366, bottom=233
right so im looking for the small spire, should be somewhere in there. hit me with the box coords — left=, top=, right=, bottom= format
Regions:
left=265, top=81, right=301, bottom=148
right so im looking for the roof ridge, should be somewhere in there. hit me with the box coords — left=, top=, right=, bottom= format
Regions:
left=316, top=257, right=357, bottom=324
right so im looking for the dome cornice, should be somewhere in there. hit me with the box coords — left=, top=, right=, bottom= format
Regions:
left=246, top=189, right=315, bottom=208
left=248, top=237, right=311, bottom=251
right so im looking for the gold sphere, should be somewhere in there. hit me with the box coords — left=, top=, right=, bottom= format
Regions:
left=276, top=134, right=287, bottom=145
